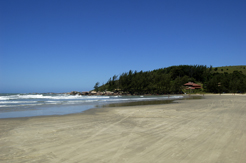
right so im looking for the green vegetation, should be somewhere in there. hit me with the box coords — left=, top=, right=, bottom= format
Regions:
left=211, top=65, right=246, bottom=75
left=95, top=65, right=246, bottom=94
left=94, top=82, right=100, bottom=92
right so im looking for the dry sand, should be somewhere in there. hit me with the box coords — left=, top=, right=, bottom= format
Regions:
left=0, top=95, right=246, bottom=163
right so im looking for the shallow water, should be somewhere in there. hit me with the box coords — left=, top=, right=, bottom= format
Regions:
left=100, top=95, right=203, bottom=107
left=0, top=93, right=185, bottom=119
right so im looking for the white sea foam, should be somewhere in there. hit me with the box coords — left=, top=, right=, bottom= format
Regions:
left=0, top=105, right=8, bottom=107
left=0, top=103, right=43, bottom=107
left=0, top=94, right=111, bottom=100
left=171, top=96, right=183, bottom=98
left=0, top=94, right=183, bottom=110
left=0, top=101, right=36, bottom=104
left=0, top=94, right=185, bottom=118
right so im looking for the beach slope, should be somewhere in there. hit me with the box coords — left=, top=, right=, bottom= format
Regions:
left=0, top=95, right=246, bottom=163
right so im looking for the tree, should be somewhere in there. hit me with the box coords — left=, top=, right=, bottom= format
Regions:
left=94, top=82, right=100, bottom=92
left=96, top=65, right=246, bottom=94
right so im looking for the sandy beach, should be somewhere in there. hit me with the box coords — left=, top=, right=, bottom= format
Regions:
left=0, top=95, right=246, bottom=163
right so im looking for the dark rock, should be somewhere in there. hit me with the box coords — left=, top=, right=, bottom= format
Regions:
left=82, top=92, right=89, bottom=95
left=69, top=91, right=79, bottom=95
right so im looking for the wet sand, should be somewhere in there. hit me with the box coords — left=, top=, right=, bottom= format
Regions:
left=0, top=95, right=246, bottom=163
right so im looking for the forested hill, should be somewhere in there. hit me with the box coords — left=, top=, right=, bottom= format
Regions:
left=94, top=65, right=246, bottom=94
left=211, top=65, right=246, bottom=75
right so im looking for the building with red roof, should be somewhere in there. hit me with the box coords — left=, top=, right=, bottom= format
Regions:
left=184, top=82, right=202, bottom=89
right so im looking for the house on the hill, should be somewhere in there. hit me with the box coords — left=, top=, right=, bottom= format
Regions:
left=184, top=82, right=202, bottom=90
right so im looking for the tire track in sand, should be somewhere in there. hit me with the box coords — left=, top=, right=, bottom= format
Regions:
left=53, top=111, right=136, bottom=163
left=108, top=118, right=144, bottom=163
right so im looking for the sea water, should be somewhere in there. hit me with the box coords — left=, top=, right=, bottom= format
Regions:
left=0, top=93, right=183, bottom=119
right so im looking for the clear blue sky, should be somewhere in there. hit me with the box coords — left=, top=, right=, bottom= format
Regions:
left=1, top=0, right=245, bottom=93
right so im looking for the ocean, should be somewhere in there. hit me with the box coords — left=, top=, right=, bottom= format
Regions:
left=0, top=93, right=183, bottom=119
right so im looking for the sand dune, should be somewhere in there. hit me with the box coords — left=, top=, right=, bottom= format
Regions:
left=0, top=95, right=246, bottom=163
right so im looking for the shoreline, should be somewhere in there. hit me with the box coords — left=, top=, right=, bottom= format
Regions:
left=1, top=95, right=246, bottom=163
left=0, top=94, right=186, bottom=119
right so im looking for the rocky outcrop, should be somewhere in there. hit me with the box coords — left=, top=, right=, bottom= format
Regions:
left=67, top=91, right=123, bottom=96
left=82, top=92, right=89, bottom=95
left=90, top=91, right=97, bottom=95
left=68, top=91, right=81, bottom=95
